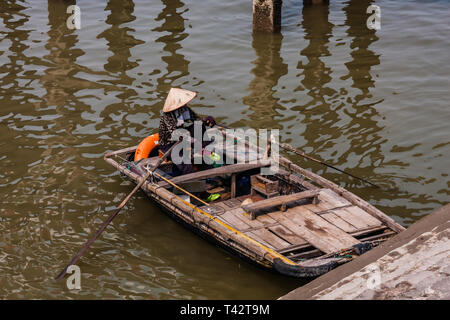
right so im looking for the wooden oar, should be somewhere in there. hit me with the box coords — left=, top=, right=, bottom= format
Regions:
left=215, top=123, right=380, bottom=189
left=54, top=141, right=180, bottom=281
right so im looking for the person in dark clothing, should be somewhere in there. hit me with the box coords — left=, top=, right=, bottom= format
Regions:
left=158, top=88, right=215, bottom=175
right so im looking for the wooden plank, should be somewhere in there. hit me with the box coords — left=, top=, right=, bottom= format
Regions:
left=345, top=206, right=383, bottom=227
left=255, top=213, right=278, bottom=225
left=248, top=228, right=291, bottom=250
left=350, top=225, right=388, bottom=238
left=229, top=208, right=266, bottom=229
left=321, top=189, right=352, bottom=207
left=268, top=225, right=307, bottom=246
left=278, top=242, right=313, bottom=254
left=215, top=201, right=232, bottom=211
left=321, top=212, right=358, bottom=233
left=221, top=198, right=241, bottom=209
left=269, top=210, right=341, bottom=253
left=158, top=160, right=271, bottom=187
left=219, top=210, right=252, bottom=231
left=244, top=231, right=276, bottom=250
left=332, top=207, right=370, bottom=229
left=288, top=173, right=319, bottom=190
left=242, top=190, right=320, bottom=217
left=269, top=207, right=360, bottom=254
left=278, top=157, right=405, bottom=233
left=284, top=207, right=360, bottom=250
left=301, top=189, right=347, bottom=213
left=332, top=206, right=382, bottom=230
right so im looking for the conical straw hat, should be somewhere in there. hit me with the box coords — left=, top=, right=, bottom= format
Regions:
left=162, top=88, right=197, bottom=113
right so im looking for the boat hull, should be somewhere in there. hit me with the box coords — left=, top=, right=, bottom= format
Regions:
left=104, top=139, right=404, bottom=279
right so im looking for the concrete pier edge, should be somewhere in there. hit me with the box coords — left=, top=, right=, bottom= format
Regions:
left=280, top=203, right=450, bottom=300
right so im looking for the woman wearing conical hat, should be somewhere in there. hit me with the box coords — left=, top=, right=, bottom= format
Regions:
left=158, top=88, right=216, bottom=175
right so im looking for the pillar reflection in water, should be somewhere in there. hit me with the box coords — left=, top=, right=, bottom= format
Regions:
left=0, top=0, right=35, bottom=107
left=97, top=0, right=144, bottom=84
left=342, top=0, right=380, bottom=103
left=241, top=33, right=288, bottom=129
left=295, top=1, right=386, bottom=191
left=296, top=3, right=337, bottom=157
left=152, top=0, right=190, bottom=105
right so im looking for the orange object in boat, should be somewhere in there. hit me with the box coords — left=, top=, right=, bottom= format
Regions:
left=134, top=133, right=159, bottom=161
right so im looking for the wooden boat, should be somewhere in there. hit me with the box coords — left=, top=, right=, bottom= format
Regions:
left=104, top=129, right=405, bottom=278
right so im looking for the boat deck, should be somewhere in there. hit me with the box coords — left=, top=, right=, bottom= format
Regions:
left=200, top=188, right=393, bottom=261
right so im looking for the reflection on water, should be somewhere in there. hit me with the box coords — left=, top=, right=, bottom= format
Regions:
left=336, top=0, right=385, bottom=189
left=0, top=0, right=448, bottom=299
left=297, top=2, right=338, bottom=157
left=99, top=0, right=142, bottom=78
left=297, top=0, right=386, bottom=178
left=342, top=0, right=379, bottom=101
left=242, top=33, right=287, bottom=128
left=297, top=3, right=334, bottom=104
left=153, top=0, right=190, bottom=105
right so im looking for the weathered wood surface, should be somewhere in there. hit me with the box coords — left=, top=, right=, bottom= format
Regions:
left=220, top=198, right=242, bottom=209
left=268, top=206, right=360, bottom=254
left=247, top=228, right=291, bottom=250
left=332, top=206, right=383, bottom=230
left=269, top=225, right=308, bottom=246
left=104, top=145, right=138, bottom=158
left=250, top=174, right=279, bottom=194
left=302, top=189, right=351, bottom=213
left=219, top=208, right=266, bottom=231
left=242, top=189, right=320, bottom=216
left=219, top=209, right=252, bottom=231
left=254, top=212, right=278, bottom=225
left=320, top=212, right=358, bottom=233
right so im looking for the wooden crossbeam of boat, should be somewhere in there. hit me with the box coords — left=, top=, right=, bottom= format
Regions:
left=156, top=159, right=272, bottom=188
left=104, top=145, right=138, bottom=159
left=242, top=189, right=321, bottom=219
